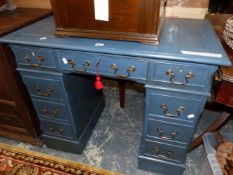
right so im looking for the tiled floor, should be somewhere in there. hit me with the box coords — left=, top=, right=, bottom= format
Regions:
left=0, top=80, right=232, bottom=175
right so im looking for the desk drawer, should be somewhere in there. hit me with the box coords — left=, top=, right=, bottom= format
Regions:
left=146, top=88, right=206, bottom=123
left=22, top=75, right=64, bottom=100
left=41, top=120, right=74, bottom=139
left=143, top=139, right=186, bottom=163
left=145, top=118, right=193, bottom=145
left=32, top=99, right=69, bottom=122
left=57, top=50, right=148, bottom=80
left=151, top=60, right=216, bottom=88
left=11, top=45, right=56, bottom=68
left=0, top=113, right=24, bottom=128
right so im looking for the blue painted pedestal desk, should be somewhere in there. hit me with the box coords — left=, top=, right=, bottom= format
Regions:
left=0, top=17, right=231, bottom=175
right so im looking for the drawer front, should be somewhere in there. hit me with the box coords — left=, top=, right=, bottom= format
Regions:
left=41, top=120, right=74, bottom=139
left=0, top=113, right=24, bottom=128
left=151, top=60, right=216, bottom=88
left=146, top=88, right=205, bottom=123
left=22, top=75, right=64, bottom=100
left=57, top=50, right=148, bottom=80
left=145, top=118, right=193, bottom=145
left=143, top=139, right=186, bottom=163
left=11, top=45, right=56, bottom=68
left=32, top=99, right=69, bottom=122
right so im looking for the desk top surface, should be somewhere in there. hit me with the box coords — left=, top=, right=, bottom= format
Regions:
left=0, top=16, right=231, bottom=67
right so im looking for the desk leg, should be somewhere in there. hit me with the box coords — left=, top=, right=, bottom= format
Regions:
left=118, top=80, right=126, bottom=108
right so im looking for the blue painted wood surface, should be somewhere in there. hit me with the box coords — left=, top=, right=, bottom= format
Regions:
left=0, top=17, right=231, bottom=66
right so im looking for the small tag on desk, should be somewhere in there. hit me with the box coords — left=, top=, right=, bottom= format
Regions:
left=187, top=114, right=195, bottom=119
left=95, top=43, right=105, bottom=47
left=94, top=0, right=109, bottom=21
left=62, top=58, right=68, bottom=64
left=40, top=37, right=47, bottom=40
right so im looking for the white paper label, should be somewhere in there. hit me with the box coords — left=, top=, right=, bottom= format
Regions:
left=62, top=58, right=68, bottom=64
left=187, top=114, right=195, bottom=119
left=181, top=50, right=222, bottom=58
left=95, top=43, right=105, bottom=47
left=94, top=0, right=109, bottom=21
left=40, top=37, right=47, bottom=40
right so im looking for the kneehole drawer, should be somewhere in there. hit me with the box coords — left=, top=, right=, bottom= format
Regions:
left=146, top=118, right=193, bottom=145
left=143, top=139, right=186, bottom=163
left=147, top=90, right=205, bottom=123
left=11, top=45, right=57, bottom=68
left=41, top=120, right=74, bottom=139
left=22, top=75, right=64, bottom=100
left=32, top=99, right=69, bottom=122
left=151, top=60, right=216, bottom=88
left=57, top=50, right=148, bottom=80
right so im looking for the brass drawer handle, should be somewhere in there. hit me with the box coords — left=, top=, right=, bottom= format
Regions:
left=24, top=54, right=31, bottom=63
left=154, top=146, right=161, bottom=155
left=41, top=108, right=60, bottom=118
left=68, top=59, right=90, bottom=72
left=111, top=64, right=136, bottom=78
left=24, top=55, right=45, bottom=67
left=34, top=85, right=53, bottom=97
left=166, top=69, right=193, bottom=85
left=48, top=126, right=64, bottom=134
left=154, top=146, right=175, bottom=158
left=156, top=128, right=179, bottom=140
left=35, top=56, right=45, bottom=65
left=166, top=150, right=175, bottom=158
left=160, top=104, right=185, bottom=117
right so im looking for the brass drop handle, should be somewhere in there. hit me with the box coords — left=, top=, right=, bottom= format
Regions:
left=36, top=56, right=45, bottom=63
left=166, top=150, right=175, bottom=158
left=160, top=104, right=185, bottom=117
left=154, top=146, right=161, bottom=155
left=156, top=128, right=179, bottom=140
left=41, top=108, right=60, bottom=118
left=24, top=55, right=31, bottom=63
left=48, top=126, right=64, bottom=134
left=54, top=128, right=64, bottom=134
left=111, top=64, right=136, bottom=78
left=166, top=69, right=194, bottom=85
left=24, top=55, right=45, bottom=67
left=31, top=56, right=45, bottom=67
left=154, top=146, right=175, bottom=158
left=67, top=59, right=75, bottom=68
left=34, top=85, right=53, bottom=97
left=67, top=59, right=90, bottom=72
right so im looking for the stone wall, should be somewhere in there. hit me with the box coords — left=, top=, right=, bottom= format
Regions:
left=166, top=0, right=209, bottom=19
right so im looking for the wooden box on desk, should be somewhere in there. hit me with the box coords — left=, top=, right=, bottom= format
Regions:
left=50, top=0, right=166, bottom=45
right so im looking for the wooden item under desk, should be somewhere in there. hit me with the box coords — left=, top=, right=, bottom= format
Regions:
left=190, top=14, right=233, bottom=151
left=0, top=8, right=51, bottom=145
left=204, top=15, right=233, bottom=110
left=212, top=16, right=233, bottom=107
left=50, top=0, right=166, bottom=45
